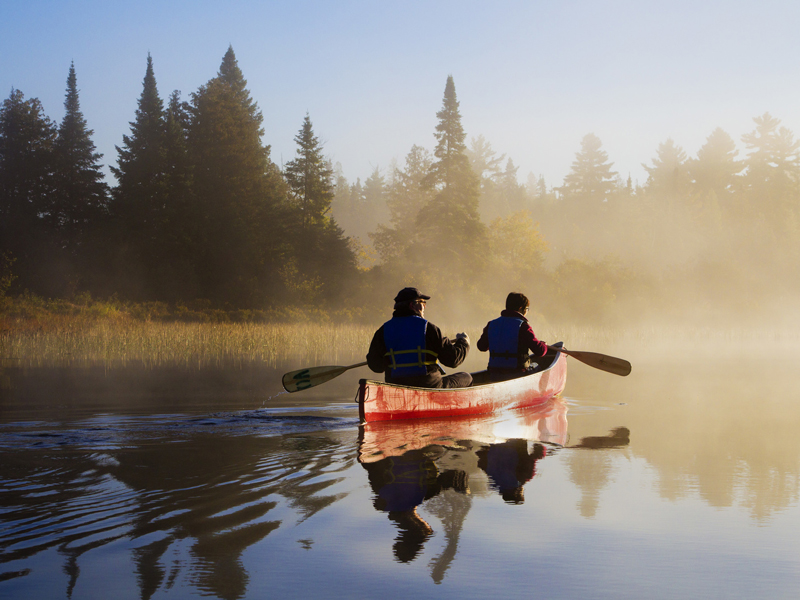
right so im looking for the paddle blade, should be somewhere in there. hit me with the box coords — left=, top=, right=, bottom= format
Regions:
left=562, top=349, right=631, bottom=377
left=282, top=361, right=368, bottom=393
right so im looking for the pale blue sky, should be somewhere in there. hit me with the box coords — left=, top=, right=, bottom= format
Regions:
left=3, top=0, right=800, bottom=189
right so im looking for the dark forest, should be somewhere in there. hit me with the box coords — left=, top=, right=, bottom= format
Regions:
left=2, top=47, right=798, bottom=328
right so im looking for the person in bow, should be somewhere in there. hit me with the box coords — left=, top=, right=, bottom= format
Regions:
left=477, top=292, right=549, bottom=381
left=366, top=287, right=472, bottom=388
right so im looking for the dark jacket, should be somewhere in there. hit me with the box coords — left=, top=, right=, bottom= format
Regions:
left=477, top=309, right=548, bottom=371
left=367, top=306, right=470, bottom=387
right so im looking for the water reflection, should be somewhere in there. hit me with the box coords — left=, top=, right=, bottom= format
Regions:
left=565, top=426, right=632, bottom=517
left=477, top=439, right=547, bottom=504
left=359, top=400, right=550, bottom=580
left=0, top=415, right=355, bottom=600
left=357, top=399, right=636, bottom=581
left=4, top=351, right=800, bottom=598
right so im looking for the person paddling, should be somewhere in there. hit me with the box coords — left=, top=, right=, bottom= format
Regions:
left=477, top=292, right=549, bottom=381
left=366, top=287, right=472, bottom=388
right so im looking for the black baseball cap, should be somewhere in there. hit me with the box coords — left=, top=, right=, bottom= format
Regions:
left=394, top=287, right=431, bottom=303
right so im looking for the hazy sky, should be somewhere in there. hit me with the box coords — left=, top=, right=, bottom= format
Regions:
left=3, top=0, right=800, bottom=189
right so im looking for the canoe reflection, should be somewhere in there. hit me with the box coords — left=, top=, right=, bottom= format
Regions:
left=358, top=398, right=568, bottom=573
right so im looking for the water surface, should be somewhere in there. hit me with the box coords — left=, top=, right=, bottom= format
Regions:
left=2, top=347, right=800, bottom=599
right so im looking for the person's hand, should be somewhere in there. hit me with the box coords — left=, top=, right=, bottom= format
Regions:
left=456, top=332, right=470, bottom=345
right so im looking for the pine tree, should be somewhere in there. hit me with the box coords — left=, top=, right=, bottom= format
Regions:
left=284, top=113, right=334, bottom=230
left=560, top=133, right=618, bottom=204
left=688, top=128, right=741, bottom=198
left=331, top=170, right=359, bottom=235
left=415, top=76, right=485, bottom=281
left=466, top=134, right=505, bottom=182
left=742, top=113, right=800, bottom=206
left=385, top=145, right=433, bottom=232
left=51, top=63, right=109, bottom=252
left=371, top=145, right=434, bottom=265
left=188, top=46, right=288, bottom=306
left=162, top=90, right=193, bottom=238
left=112, top=54, right=166, bottom=243
left=284, top=113, right=356, bottom=304
left=362, top=166, right=388, bottom=232
left=153, top=90, right=196, bottom=300
left=108, top=54, right=171, bottom=297
left=425, top=76, right=475, bottom=191
left=642, top=138, right=689, bottom=197
left=0, top=89, right=57, bottom=291
left=466, top=135, right=506, bottom=221
left=686, top=128, right=743, bottom=224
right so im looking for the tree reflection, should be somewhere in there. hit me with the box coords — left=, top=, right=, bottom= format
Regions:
left=566, top=427, right=632, bottom=518
left=0, top=421, right=353, bottom=600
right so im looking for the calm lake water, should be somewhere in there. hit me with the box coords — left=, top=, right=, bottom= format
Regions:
left=2, top=343, right=800, bottom=599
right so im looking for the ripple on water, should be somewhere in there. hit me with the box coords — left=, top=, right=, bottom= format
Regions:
left=0, top=406, right=360, bottom=585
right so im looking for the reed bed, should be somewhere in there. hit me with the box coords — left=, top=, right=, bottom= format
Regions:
left=1, top=321, right=376, bottom=370
left=3, top=317, right=798, bottom=370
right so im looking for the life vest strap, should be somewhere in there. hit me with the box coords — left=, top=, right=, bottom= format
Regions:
left=385, top=346, right=439, bottom=370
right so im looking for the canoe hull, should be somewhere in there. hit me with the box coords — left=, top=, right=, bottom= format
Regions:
left=358, top=345, right=567, bottom=423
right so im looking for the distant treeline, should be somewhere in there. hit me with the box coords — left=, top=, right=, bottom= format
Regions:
left=2, top=46, right=798, bottom=326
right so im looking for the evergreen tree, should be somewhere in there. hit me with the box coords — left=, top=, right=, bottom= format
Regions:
left=284, top=113, right=356, bottom=304
left=560, top=133, right=618, bottom=204
left=415, top=76, right=486, bottom=282
left=497, top=158, right=528, bottom=214
left=741, top=113, right=800, bottom=227
left=284, top=113, right=334, bottom=230
left=688, top=128, right=741, bottom=198
left=556, top=133, right=619, bottom=261
left=51, top=63, right=109, bottom=261
left=110, top=54, right=168, bottom=297
left=155, top=90, right=196, bottom=299
left=188, top=46, right=288, bottom=306
left=0, top=88, right=57, bottom=291
left=371, top=145, right=434, bottom=265
left=331, top=171, right=363, bottom=237
left=112, top=54, right=166, bottom=243
left=330, top=165, right=354, bottom=233
left=163, top=91, right=192, bottom=207
left=686, top=128, right=743, bottom=224
left=362, top=166, right=388, bottom=232
left=466, top=134, right=505, bottom=182
left=642, top=138, right=689, bottom=197
left=385, top=145, right=433, bottom=232
left=424, top=76, right=475, bottom=191
left=466, top=134, right=506, bottom=221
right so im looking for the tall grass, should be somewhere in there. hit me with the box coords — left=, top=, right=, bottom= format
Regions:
left=1, top=321, right=376, bottom=369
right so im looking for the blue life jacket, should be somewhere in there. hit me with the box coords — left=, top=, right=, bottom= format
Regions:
left=487, top=316, right=525, bottom=369
left=383, top=316, right=438, bottom=378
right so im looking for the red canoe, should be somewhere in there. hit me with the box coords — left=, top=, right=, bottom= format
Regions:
left=357, top=343, right=567, bottom=423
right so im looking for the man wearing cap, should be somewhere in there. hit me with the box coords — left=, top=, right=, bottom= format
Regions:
left=366, top=287, right=472, bottom=388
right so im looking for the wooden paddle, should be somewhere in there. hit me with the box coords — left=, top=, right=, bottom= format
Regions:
left=282, top=361, right=368, bottom=393
left=550, top=346, right=631, bottom=377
